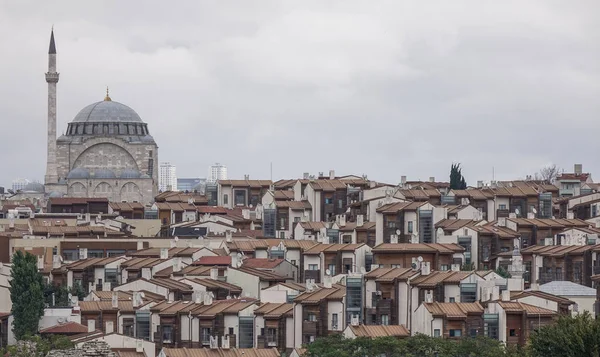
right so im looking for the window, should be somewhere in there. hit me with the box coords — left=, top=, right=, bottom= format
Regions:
left=593, top=205, right=598, bottom=218
left=449, top=329, right=462, bottom=337
left=104, top=269, right=119, bottom=288
left=223, top=194, right=228, bottom=205
left=499, top=204, right=507, bottom=210
left=470, top=329, right=477, bottom=337
left=460, top=283, right=477, bottom=303
left=381, top=314, right=389, bottom=325
left=279, top=231, right=285, bottom=239
left=266, top=328, right=277, bottom=346
left=407, top=221, right=413, bottom=233
left=107, top=250, right=126, bottom=257
left=229, top=327, right=234, bottom=335
left=201, top=328, right=212, bottom=345
left=338, top=199, right=343, bottom=209
left=308, top=264, right=318, bottom=270
left=62, top=249, right=78, bottom=261
left=307, top=313, right=316, bottom=322
left=294, top=217, right=301, bottom=222
left=449, top=297, right=455, bottom=303
left=440, top=265, right=449, bottom=271
left=162, top=325, right=173, bottom=343
left=386, top=220, right=397, bottom=228
left=325, top=198, right=333, bottom=204
left=328, top=264, right=336, bottom=276
left=234, top=190, right=246, bottom=205
left=509, top=329, right=517, bottom=337
left=123, top=318, right=134, bottom=337
left=434, top=329, right=441, bottom=337
left=135, top=311, right=150, bottom=341
left=331, top=313, right=338, bottom=329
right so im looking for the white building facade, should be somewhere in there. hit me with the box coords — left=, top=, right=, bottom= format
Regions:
left=208, top=163, right=227, bottom=183
left=159, top=162, right=177, bottom=192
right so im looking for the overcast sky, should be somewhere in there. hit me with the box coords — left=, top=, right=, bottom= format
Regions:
left=0, top=1, right=598, bottom=187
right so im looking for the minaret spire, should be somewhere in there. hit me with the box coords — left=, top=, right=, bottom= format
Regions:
left=45, top=28, right=60, bottom=187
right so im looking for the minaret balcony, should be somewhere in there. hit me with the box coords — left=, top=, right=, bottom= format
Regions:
left=45, top=72, right=60, bottom=83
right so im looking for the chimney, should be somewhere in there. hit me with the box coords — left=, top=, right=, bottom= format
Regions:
left=132, top=292, right=141, bottom=308
left=530, top=282, right=539, bottom=291
left=111, top=291, right=119, bottom=309
left=390, top=234, right=398, bottom=244
left=160, top=248, right=169, bottom=260
left=356, top=215, right=364, bottom=227
left=242, top=209, right=250, bottom=220
left=172, top=257, right=182, bottom=272
left=501, top=290, right=511, bottom=301
left=477, top=181, right=484, bottom=188
left=451, top=264, right=460, bottom=272
left=527, top=212, right=535, bottom=219
left=226, top=230, right=232, bottom=242
left=401, top=176, right=407, bottom=185
left=9, top=217, right=14, bottom=229
left=429, top=177, right=435, bottom=183
left=303, top=172, right=310, bottom=180
left=244, top=174, right=249, bottom=180
left=170, top=239, right=176, bottom=248
left=37, top=255, right=44, bottom=270
left=497, top=218, right=506, bottom=227
left=567, top=212, right=574, bottom=219
left=491, top=286, right=500, bottom=301
left=194, top=291, right=203, bottom=304
left=324, top=275, right=332, bottom=289
left=204, top=292, right=214, bottom=306
left=87, top=320, right=96, bottom=333
left=210, top=268, right=218, bottom=280
left=424, top=291, right=433, bottom=303
left=420, top=261, right=431, bottom=275
left=85, top=213, right=91, bottom=223
left=136, top=340, right=143, bottom=353
left=339, top=214, right=346, bottom=227
left=574, top=164, right=583, bottom=175
left=231, top=254, right=238, bottom=268
left=329, top=170, right=335, bottom=180
left=103, top=282, right=112, bottom=291
left=52, top=255, right=61, bottom=269
left=105, top=321, right=114, bottom=334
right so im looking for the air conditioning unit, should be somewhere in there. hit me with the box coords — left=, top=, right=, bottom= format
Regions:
left=268, top=341, right=277, bottom=347
left=209, top=336, right=218, bottom=349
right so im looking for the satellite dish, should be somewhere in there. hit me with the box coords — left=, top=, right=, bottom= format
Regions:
left=515, top=208, right=520, bottom=215
left=360, top=267, right=366, bottom=274
left=411, top=262, right=418, bottom=270
left=417, top=256, right=424, bottom=262
left=174, top=236, right=179, bottom=242
left=396, top=229, right=401, bottom=235
left=325, top=269, right=331, bottom=276
left=532, top=207, right=538, bottom=214
left=237, top=252, right=243, bottom=259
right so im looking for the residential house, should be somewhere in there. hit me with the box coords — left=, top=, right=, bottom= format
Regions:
left=364, top=267, right=419, bottom=326
left=338, top=218, right=377, bottom=247
left=556, top=164, right=593, bottom=197
left=537, top=281, right=595, bottom=316
left=254, top=302, right=294, bottom=351
left=293, top=221, right=328, bottom=241
left=412, top=302, right=484, bottom=338
left=218, top=179, right=272, bottom=208
left=302, top=243, right=371, bottom=283
left=226, top=267, right=288, bottom=300
left=487, top=300, right=556, bottom=346
left=509, top=290, right=574, bottom=315
left=371, top=243, right=464, bottom=271
left=158, top=348, right=280, bottom=357
left=241, top=258, right=298, bottom=282
left=47, top=197, right=110, bottom=214
left=109, top=202, right=145, bottom=219
left=301, top=179, right=350, bottom=222
left=63, top=256, right=128, bottom=291
left=153, top=202, right=197, bottom=226
left=375, top=202, right=445, bottom=245
left=293, top=283, right=346, bottom=347
left=115, top=278, right=193, bottom=301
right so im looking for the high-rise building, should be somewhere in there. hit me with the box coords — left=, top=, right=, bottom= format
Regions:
left=12, top=178, right=31, bottom=192
left=177, top=178, right=206, bottom=192
left=208, top=163, right=227, bottom=183
left=159, top=162, right=177, bottom=192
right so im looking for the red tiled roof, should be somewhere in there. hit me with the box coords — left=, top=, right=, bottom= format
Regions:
left=49, top=197, right=109, bottom=205
left=242, top=258, right=284, bottom=269
left=196, top=206, right=229, bottom=214
left=195, top=256, right=232, bottom=266
left=39, top=321, right=88, bottom=334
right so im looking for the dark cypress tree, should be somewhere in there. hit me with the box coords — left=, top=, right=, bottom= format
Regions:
left=9, top=251, right=45, bottom=340
left=450, top=163, right=468, bottom=190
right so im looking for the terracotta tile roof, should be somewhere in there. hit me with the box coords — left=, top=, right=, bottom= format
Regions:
left=129, top=247, right=202, bottom=258
left=232, top=267, right=287, bottom=282
left=377, top=201, right=425, bottom=213
left=260, top=239, right=319, bottom=250
left=275, top=200, right=312, bottom=210
left=49, top=197, right=109, bottom=205
left=303, top=243, right=365, bottom=255
left=294, top=285, right=346, bottom=304
left=498, top=301, right=556, bottom=316
left=435, top=219, right=478, bottom=232
left=424, top=302, right=483, bottom=319
left=155, top=191, right=208, bottom=204
left=372, top=243, right=464, bottom=254
left=274, top=190, right=295, bottom=200
left=507, top=218, right=588, bottom=228
left=521, top=244, right=598, bottom=257
left=298, top=221, right=326, bottom=231
left=192, top=298, right=258, bottom=317
left=150, top=278, right=193, bottom=291
left=174, top=265, right=212, bottom=277
left=309, top=179, right=348, bottom=191
left=154, top=202, right=197, bottom=212
left=254, top=302, right=293, bottom=318
left=159, top=347, right=280, bottom=357
left=79, top=301, right=135, bottom=312
left=39, top=321, right=89, bottom=334
left=195, top=256, right=232, bottom=266
left=557, top=173, right=590, bottom=182
left=225, top=240, right=270, bottom=253
left=218, top=180, right=273, bottom=188
left=91, top=291, right=135, bottom=301
left=411, top=271, right=473, bottom=288
left=399, top=189, right=441, bottom=200
left=348, top=324, right=410, bottom=338
left=109, top=202, right=144, bottom=211
left=242, top=258, right=285, bottom=269
left=65, top=257, right=124, bottom=271
left=152, top=300, right=204, bottom=315
left=364, top=267, right=418, bottom=282
left=510, top=290, right=575, bottom=305
left=339, top=221, right=377, bottom=232
left=451, top=189, right=495, bottom=200
left=274, top=179, right=305, bottom=189
left=189, top=278, right=242, bottom=294
left=471, top=223, right=519, bottom=239
left=121, top=258, right=166, bottom=270
left=196, top=206, right=229, bottom=214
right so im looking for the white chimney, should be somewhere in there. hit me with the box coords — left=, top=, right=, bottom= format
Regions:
left=172, top=257, right=182, bottom=272
left=350, top=314, right=359, bottom=326
left=491, top=286, right=500, bottom=301
left=226, top=230, right=232, bottom=242
left=425, top=291, right=433, bottom=303
left=231, top=254, right=238, bottom=268
left=112, top=291, right=119, bottom=308
left=329, top=170, right=335, bottom=180
left=477, top=181, right=484, bottom=188
left=324, top=275, right=332, bottom=289
left=401, top=176, right=407, bottom=185
left=451, top=264, right=460, bottom=272
left=339, top=215, right=346, bottom=227
left=210, top=268, right=218, bottom=280
left=88, top=282, right=95, bottom=294
left=52, top=255, right=61, bottom=269
left=160, top=248, right=169, bottom=260
left=390, top=234, right=398, bottom=244
left=221, top=335, right=230, bottom=349
left=85, top=213, right=91, bottom=223
left=527, top=212, right=535, bottom=219
left=574, top=164, right=583, bottom=175
left=567, top=212, right=575, bottom=219
left=37, top=256, right=44, bottom=270
left=132, top=292, right=141, bottom=308
left=87, top=319, right=96, bottom=333
left=420, top=261, right=431, bottom=275
left=79, top=248, right=88, bottom=260
left=242, top=209, right=250, bottom=220
left=303, top=172, right=310, bottom=180
left=9, top=216, right=14, bottom=229
left=170, top=239, right=177, bottom=248
left=105, top=321, right=114, bottom=334
left=356, top=215, right=364, bottom=227
left=429, top=177, right=435, bottom=183
left=497, top=218, right=506, bottom=227
left=501, top=290, right=511, bottom=301
left=530, top=282, right=539, bottom=291
left=103, top=282, right=112, bottom=291
left=204, top=292, right=214, bottom=306
left=194, top=291, right=203, bottom=304
left=136, top=340, right=143, bottom=353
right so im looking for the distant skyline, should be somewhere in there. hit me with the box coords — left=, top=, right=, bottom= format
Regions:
left=0, top=1, right=598, bottom=187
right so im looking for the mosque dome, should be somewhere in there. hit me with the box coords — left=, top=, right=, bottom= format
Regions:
left=65, top=91, right=150, bottom=137
left=48, top=191, right=63, bottom=198
left=66, top=168, right=90, bottom=179
left=91, top=169, right=117, bottom=179
left=23, top=182, right=44, bottom=192
left=120, top=169, right=142, bottom=179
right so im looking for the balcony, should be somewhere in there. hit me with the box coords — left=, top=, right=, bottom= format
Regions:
left=303, top=321, right=318, bottom=335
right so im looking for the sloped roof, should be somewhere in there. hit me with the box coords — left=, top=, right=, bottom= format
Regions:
left=538, top=281, right=596, bottom=296
left=498, top=301, right=556, bottom=316
left=347, top=324, right=410, bottom=338
left=424, top=302, right=483, bottom=319
left=372, top=243, right=464, bottom=254
left=39, top=321, right=88, bottom=334
left=242, top=258, right=285, bottom=269
left=159, top=347, right=280, bottom=357
left=195, top=256, right=232, bottom=266
left=254, top=302, right=293, bottom=318
left=364, top=267, right=418, bottom=282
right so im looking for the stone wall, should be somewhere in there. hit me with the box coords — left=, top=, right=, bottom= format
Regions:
left=46, top=341, right=117, bottom=357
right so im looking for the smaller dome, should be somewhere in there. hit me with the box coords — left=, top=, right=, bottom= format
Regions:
left=67, top=168, right=90, bottom=179
left=120, top=169, right=141, bottom=179
left=48, top=191, right=63, bottom=198
left=91, top=169, right=117, bottom=179
left=23, top=182, right=44, bottom=192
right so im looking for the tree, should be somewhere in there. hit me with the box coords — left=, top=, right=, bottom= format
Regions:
left=1, top=335, right=74, bottom=357
left=495, top=266, right=512, bottom=279
left=529, top=312, right=600, bottom=357
left=534, top=164, right=561, bottom=184
left=450, top=163, right=467, bottom=190
left=9, top=251, right=45, bottom=340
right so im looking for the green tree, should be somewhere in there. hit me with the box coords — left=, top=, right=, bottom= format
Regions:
left=1, top=335, right=74, bottom=357
left=450, top=163, right=467, bottom=190
left=529, top=312, right=600, bottom=357
left=495, top=266, right=512, bottom=279
left=9, top=251, right=45, bottom=340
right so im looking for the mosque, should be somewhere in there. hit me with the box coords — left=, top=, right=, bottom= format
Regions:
left=43, top=30, right=159, bottom=205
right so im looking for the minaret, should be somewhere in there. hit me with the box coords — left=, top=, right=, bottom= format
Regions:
left=45, top=28, right=59, bottom=185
